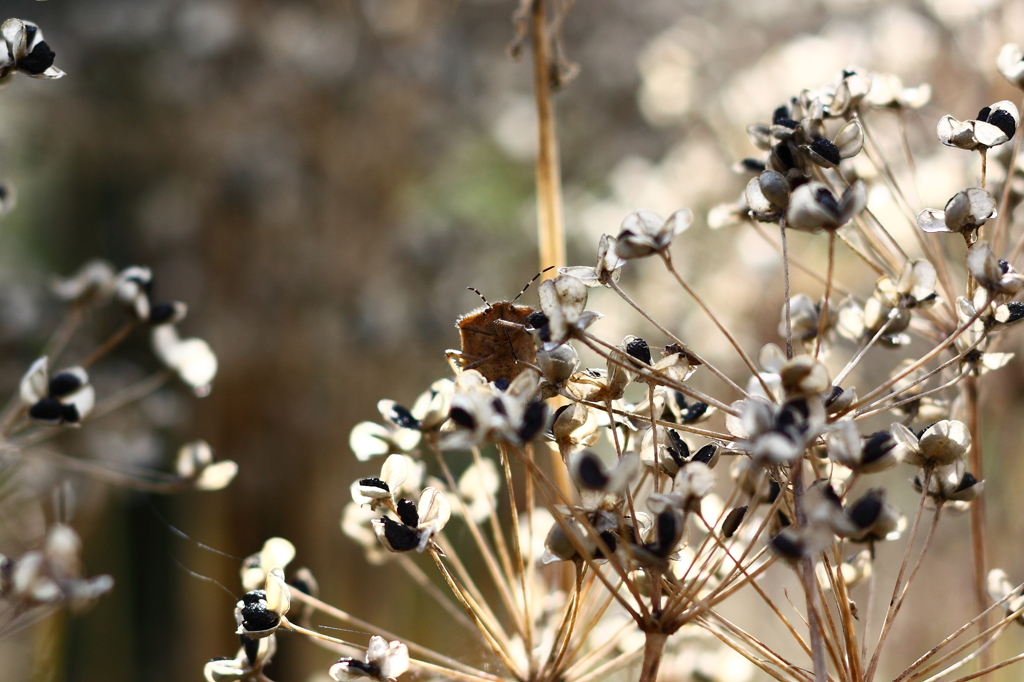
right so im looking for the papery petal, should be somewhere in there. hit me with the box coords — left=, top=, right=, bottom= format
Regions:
left=19, top=356, right=49, bottom=405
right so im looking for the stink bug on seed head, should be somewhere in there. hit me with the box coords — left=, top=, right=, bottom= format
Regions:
left=447, top=268, right=553, bottom=385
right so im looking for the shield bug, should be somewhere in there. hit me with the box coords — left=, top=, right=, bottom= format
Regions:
left=447, top=269, right=552, bottom=385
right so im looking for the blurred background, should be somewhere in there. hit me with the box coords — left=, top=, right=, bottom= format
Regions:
left=3, top=0, right=1024, bottom=680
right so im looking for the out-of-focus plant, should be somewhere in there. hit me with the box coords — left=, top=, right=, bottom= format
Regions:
left=0, top=16, right=233, bottom=641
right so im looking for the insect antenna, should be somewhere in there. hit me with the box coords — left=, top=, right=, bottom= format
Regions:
left=511, top=265, right=556, bottom=303
left=466, top=287, right=490, bottom=307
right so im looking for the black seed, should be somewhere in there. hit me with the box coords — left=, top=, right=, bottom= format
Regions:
left=449, top=407, right=476, bottom=429
left=359, top=477, right=389, bottom=492
left=23, top=24, right=38, bottom=45
left=988, top=109, right=1018, bottom=140
left=149, top=302, right=178, bottom=324
left=625, top=337, right=651, bottom=365
left=768, top=480, right=781, bottom=502
left=48, top=372, right=83, bottom=398
left=29, top=397, right=65, bottom=422
left=241, top=600, right=279, bottom=632
left=813, top=186, right=840, bottom=214
left=723, top=506, right=747, bottom=538
left=241, top=635, right=260, bottom=665
left=819, top=482, right=844, bottom=509
left=776, top=510, right=791, bottom=528
left=692, top=443, right=718, bottom=466
left=849, top=490, right=884, bottom=529
left=518, top=401, right=548, bottom=442
left=338, top=660, right=381, bottom=678
left=654, top=511, right=679, bottom=557
left=126, top=274, right=153, bottom=295
left=526, top=311, right=549, bottom=329
left=61, top=403, right=81, bottom=423
left=386, top=403, right=421, bottom=430
left=917, top=423, right=937, bottom=439
left=1004, top=301, right=1024, bottom=324
left=396, top=498, right=419, bottom=527
left=667, top=430, right=689, bottom=466
left=491, top=397, right=508, bottom=416
left=380, top=516, right=421, bottom=552
left=290, top=577, right=314, bottom=596
left=241, top=589, right=266, bottom=606
left=777, top=400, right=809, bottom=436
left=773, top=142, right=797, bottom=170
left=770, top=531, right=804, bottom=559
left=17, top=41, right=55, bottom=75
left=681, top=401, right=709, bottom=423
left=772, top=106, right=790, bottom=125
left=954, top=472, right=979, bottom=493
left=493, top=378, right=510, bottom=392
left=739, top=158, right=766, bottom=173
left=576, top=453, right=610, bottom=490
left=593, top=530, right=617, bottom=559
left=825, top=385, right=844, bottom=407
left=810, top=138, right=841, bottom=166
left=978, top=106, right=992, bottom=121
left=862, top=431, right=894, bottom=464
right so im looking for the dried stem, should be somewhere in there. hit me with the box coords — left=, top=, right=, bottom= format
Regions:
left=964, top=376, right=992, bottom=677
left=530, top=0, right=566, bottom=275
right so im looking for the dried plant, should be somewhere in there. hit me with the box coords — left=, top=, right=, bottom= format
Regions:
left=7, top=5, right=1024, bottom=682
left=199, top=6, right=1024, bottom=682
left=0, top=17, right=231, bottom=643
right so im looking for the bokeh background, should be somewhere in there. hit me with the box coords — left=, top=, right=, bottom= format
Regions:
left=4, top=0, right=1024, bottom=680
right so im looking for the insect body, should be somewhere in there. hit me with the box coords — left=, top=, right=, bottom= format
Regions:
left=447, top=268, right=553, bottom=385
left=453, top=301, right=537, bottom=385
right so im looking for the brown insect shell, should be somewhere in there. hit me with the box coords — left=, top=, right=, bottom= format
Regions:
left=456, top=301, right=537, bottom=384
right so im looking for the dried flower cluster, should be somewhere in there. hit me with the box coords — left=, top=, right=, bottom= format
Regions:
left=0, top=18, right=231, bottom=640
left=200, top=28, right=1024, bottom=682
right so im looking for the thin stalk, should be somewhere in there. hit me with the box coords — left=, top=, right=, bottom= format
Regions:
left=702, top=620, right=813, bottom=682
left=607, top=277, right=749, bottom=398
left=659, top=251, right=776, bottom=399
left=575, top=397, right=736, bottom=441
left=530, top=0, right=566, bottom=275
left=864, top=483, right=931, bottom=682
left=848, top=308, right=984, bottom=412
left=815, top=232, right=836, bottom=360
left=793, top=455, right=828, bottom=682
left=991, top=96, right=1024, bottom=255
left=431, top=447, right=528, bottom=640
left=751, top=221, right=860, bottom=299
left=79, top=321, right=138, bottom=369
left=395, top=554, right=480, bottom=635
left=905, top=601, right=1024, bottom=682
left=497, top=444, right=533, bottom=662
left=580, top=333, right=738, bottom=414
left=572, top=648, right=644, bottom=682
left=782, top=222, right=794, bottom=359
left=638, top=631, right=669, bottom=682
left=545, top=564, right=584, bottom=681
left=16, top=447, right=190, bottom=493
left=701, top=611, right=819, bottom=682
left=287, top=590, right=500, bottom=679
left=430, top=550, right=524, bottom=678
left=964, top=376, right=991, bottom=677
